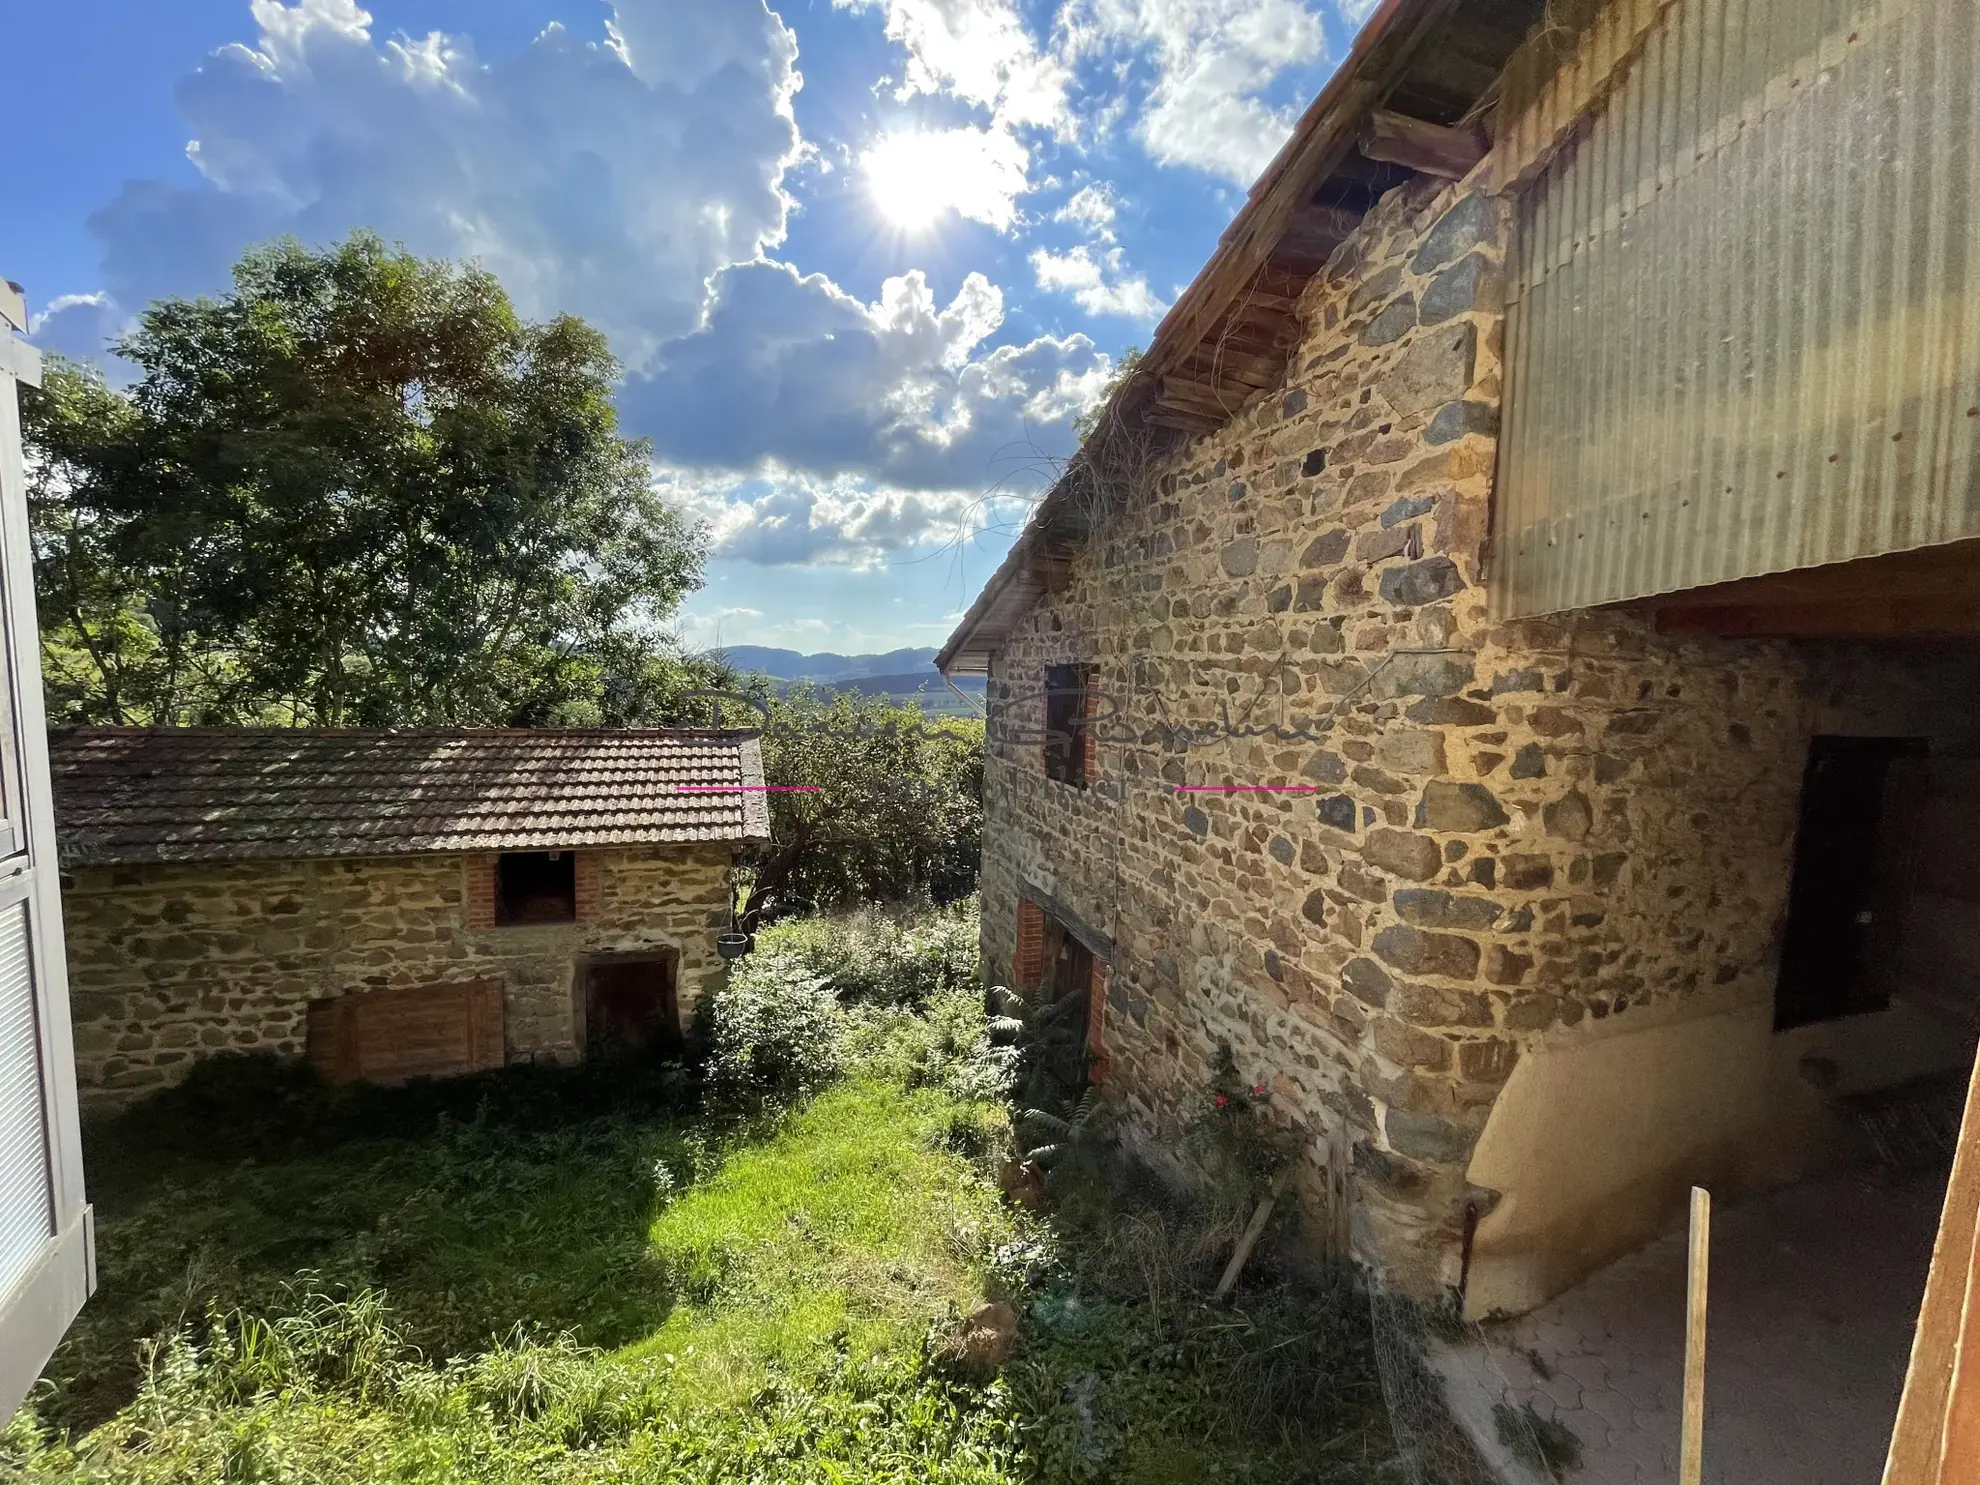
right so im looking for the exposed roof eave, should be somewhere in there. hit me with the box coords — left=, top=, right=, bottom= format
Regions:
left=939, top=0, right=1538, bottom=676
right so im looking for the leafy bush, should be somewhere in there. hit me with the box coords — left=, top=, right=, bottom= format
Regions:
left=695, top=898, right=985, bottom=1106
left=1184, top=1040, right=1306, bottom=1205
left=694, top=957, right=847, bottom=1106
left=847, top=991, right=1015, bottom=1105
left=1002, top=1162, right=1389, bottom=1483
left=754, top=896, right=980, bottom=1006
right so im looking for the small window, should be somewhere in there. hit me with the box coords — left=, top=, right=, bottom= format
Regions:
left=496, top=851, right=576, bottom=926
left=1044, top=664, right=1092, bottom=787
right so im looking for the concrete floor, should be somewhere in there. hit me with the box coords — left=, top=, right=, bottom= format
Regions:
left=1433, top=1169, right=1946, bottom=1485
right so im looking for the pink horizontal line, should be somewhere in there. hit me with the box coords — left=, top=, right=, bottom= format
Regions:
left=1174, top=785, right=1319, bottom=793
left=675, top=785, right=819, bottom=793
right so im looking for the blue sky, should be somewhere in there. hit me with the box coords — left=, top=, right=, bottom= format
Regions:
left=7, top=0, right=1373, bottom=654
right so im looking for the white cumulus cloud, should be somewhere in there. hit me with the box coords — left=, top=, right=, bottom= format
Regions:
left=28, top=292, right=129, bottom=367
left=661, top=464, right=1001, bottom=568
left=1053, top=182, right=1120, bottom=241
left=76, top=0, right=803, bottom=371
left=1030, top=245, right=1165, bottom=320
left=1058, top=0, right=1331, bottom=182
left=624, top=261, right=1111, bottom=492
left=837, top=0, right=1072, bottom=132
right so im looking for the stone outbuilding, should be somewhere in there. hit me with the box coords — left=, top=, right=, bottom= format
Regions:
left=943, top=0, right=1980, bottom=1475
left=51, top=727, right=769, bottom=1107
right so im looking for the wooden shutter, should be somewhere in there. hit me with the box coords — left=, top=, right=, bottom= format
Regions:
left=0, top=284, right=94, bottom=1426
left=308, top=980, right=506, bottom=1085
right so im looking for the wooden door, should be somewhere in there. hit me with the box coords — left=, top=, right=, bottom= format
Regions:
left=307, top=979, right=505, bottom=1085
left=582, top=955, right=680, bottom=1060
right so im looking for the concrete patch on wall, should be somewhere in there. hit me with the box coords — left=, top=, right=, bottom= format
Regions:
left=1464, top=984, right=1978, bottom=1318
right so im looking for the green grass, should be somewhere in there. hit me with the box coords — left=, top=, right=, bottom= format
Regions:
left=6, top=914, right=1395, bottom=1483
left=34, top=1071, right=707, bottom=1436
left=628, top=1079, right=1015, bottom=1409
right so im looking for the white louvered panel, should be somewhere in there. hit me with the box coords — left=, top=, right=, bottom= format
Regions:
left=0, top=898, right=51, bottom=1297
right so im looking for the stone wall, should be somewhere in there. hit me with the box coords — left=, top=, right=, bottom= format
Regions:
left=62, top=843, right=735, bottom=1107
left=976, top=163, right=1972, bottom=1305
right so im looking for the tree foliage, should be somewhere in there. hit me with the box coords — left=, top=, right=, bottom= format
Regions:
left=730, top=688, right=985, bottom=922
left=24, top=232, right=719, bottom=727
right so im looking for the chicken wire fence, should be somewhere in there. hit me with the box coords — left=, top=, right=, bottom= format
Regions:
left=1367, top=1283, right=1574, bottom=1485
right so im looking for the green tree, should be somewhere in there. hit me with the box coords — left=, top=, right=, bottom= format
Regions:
left=734, top=688, right=984, bottom=922
left=24, top=232, right=714, bottom=727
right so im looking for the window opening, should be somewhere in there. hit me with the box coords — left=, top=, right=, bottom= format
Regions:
left=496, top=851, right=577, bottom=926
left=1044, top=664, right=1092, bottom=787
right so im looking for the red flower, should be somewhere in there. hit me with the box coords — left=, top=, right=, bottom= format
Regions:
left=1252, top=1085, right=1267, bottom=1096
left=1214, top=1094, right=1229, bottom=1108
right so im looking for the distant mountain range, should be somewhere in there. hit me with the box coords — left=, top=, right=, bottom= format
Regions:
left=713, top=646, right=984, bottom=709
left=714, top=646, right=945, bottom=681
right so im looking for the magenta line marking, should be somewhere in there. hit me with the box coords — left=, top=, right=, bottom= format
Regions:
left=675, top=785, right=820, bottom=793
left=1173, top=785, right=1319, bottom=792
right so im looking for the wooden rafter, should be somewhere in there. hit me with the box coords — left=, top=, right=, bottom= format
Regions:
left=1360, top=106, right=1490, bottom=178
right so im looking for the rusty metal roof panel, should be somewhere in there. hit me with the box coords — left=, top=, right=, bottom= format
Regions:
left=50, top=728, right=771, bottom=867
left=1493, top=0, right=1980, bottom=618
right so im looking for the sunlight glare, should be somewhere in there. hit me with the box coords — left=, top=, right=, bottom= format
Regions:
left=863, top=132, right=948, bottom=231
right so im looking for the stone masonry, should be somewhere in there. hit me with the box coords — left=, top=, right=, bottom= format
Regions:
left=62, top=843, right=734, bottom=1108
left=975, top=163, right=1867, bottom=1296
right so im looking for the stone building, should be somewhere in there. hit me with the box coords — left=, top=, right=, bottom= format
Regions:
left=943, top=0, right=1980, bottom=1473
left=51, top=728, right=768, bottom=1108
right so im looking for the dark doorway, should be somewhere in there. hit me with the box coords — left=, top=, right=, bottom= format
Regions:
left=1776, top=736, right=1928, bottom=1029
left=497, top=851, right=576, bottom=925
left=1029, top=921, right=1095, bottom=1104
left=582, top=953, right=681, bottom=1060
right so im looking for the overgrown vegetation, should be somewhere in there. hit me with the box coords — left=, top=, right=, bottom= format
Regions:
left=8, top=906, right=1393, bottom=1482
left=728, top=689, right=985, bottom=921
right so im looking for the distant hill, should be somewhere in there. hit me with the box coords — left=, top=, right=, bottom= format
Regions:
left=822, top=671, right=983, bottom=698
left=714, top=645, right=944, bottom=682
left=712, top=647, right=983, bottom=713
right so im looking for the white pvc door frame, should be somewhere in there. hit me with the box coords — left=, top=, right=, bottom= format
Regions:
left=0, top=279, right=94, bottom=1426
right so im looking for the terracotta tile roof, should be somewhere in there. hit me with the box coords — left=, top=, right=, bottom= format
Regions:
left=49, top=728, right=771, bottom=867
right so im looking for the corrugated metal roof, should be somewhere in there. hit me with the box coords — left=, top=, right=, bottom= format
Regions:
left=1493, top=0, right=1980, bottom=616
left=50, top=728, right=770, bottom=867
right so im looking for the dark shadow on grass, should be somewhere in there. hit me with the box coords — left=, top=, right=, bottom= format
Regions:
left=45, top=1052, right=749, bottom=1437
left=992, top=1148, right=1396, bottom=1485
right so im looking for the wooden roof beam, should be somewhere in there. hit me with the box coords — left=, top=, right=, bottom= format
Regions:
left=1145, top=408, right=1224, bottom=435
left=1359, top=106, right=1489, bottom=179
left=1177, top=346, right=1285, bottom=385
left=1158, top=376, right=1249, bottom=418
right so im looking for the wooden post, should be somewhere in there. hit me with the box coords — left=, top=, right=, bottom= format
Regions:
left=1214, top=1166, right=1293, bottom=1303
left=1680, top=1186, right=1711, bottom=1485
left=1884, top=1043, right=1980, bottom=1485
